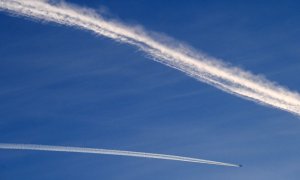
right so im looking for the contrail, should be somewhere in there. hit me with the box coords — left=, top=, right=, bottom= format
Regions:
left=0, top=0, right=300, bottom=115
left=0, top=143, right=241, bottom=167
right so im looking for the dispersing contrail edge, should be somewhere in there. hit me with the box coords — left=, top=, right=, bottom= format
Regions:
left=0, top=0, right=299, bottom=116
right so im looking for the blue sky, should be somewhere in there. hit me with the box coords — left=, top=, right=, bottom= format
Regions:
left=1, top=0, right=300, bottom=179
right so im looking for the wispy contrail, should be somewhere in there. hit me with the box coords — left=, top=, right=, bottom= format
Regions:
left=0, top=143, right=241, bottom=167
left=0, top=0, right=300, bottom=115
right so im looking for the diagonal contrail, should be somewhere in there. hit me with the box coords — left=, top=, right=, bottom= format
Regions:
left=0, top=143, right=241, bottom=167
left=0, top=0, right=300, bottom=115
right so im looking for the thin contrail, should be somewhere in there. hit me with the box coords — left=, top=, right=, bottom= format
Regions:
left=0, top=143, right=241, bottom=167
left=0, top=0, right=300, bottom=115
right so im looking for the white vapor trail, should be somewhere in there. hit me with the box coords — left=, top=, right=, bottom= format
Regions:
left=0, top=143, right=241, bottom=167
left=0, top=0, right=300, bottom=115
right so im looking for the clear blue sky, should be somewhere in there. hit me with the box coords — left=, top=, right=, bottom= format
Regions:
left=1, top=0, right=300, bottom=179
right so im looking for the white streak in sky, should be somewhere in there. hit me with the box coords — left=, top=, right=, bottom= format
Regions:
left=0, top=0, right=300, bottom=115
left=0, top=143, right=241, bottom=167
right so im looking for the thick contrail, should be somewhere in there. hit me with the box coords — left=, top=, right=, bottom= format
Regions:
left=0, top=143, right=241, bottom=167
left=1, top=0, right=300, bottom=115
